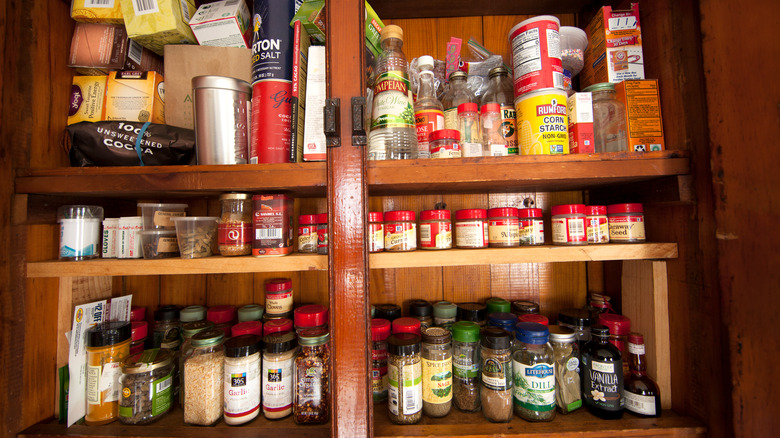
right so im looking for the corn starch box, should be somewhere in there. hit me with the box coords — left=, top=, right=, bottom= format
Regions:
left=614, top=79, right=665, bottom=151
left=567, top=92, right=595, bottom=154
left=103, top=71, right=165, bottom=124
left=581, top=3, right=645, bottom=88
left=68, top=76, right=107, bottom=125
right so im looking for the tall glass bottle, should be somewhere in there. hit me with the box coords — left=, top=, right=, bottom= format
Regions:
left=368, top=25, right=418, bottom=160
left=480, top=66, right=518, bottom=154
left=413, top=55, right=444, bottom=159
left=581, top=324, right=624, bottom=419
left=441, top=71, right=476, bottom=130
left=623, top=332, right=661, bottom=417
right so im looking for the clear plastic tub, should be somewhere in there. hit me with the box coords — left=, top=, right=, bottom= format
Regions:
left=57, top=205, right=104, bottom=260
left=138, top=203, right=188, bottom=230
left=171, top=217, right=218, bottom=259
left=140, top=230, right=180, bottom=259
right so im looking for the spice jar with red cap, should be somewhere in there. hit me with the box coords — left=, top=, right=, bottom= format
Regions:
left=384, top=210, right=417, bottom=252
left=265, top=278, right=294, bottom=316
left=518, top=208, right=545, bottom=245
left=607, top=203, right=646, bottom=242
left=368, top=212, right=384, bottom=253
left=598, top=313, right=631, bottom=373
left=207, top=305, right=236, bottom=337
left=263, top=318, right=294, bottom=336
left=455, top=209, right=488, bottom=249
left=130, top=306, right=146, bottom=322
left=298, top=214, right=318, bottom=253
left=316, top=213, right=329, bottom=255
left=130, top=321, right=148, bottom=355
left=487, top=207, right=520, bottom=248
left=518, top=313, right=549, bottom=326
left=294, top=304, right=328, bottom=333
left=371, top=319, right=392, bottom=403
left=419, top=209, right=452, bottom=250
left=392, top=317, right=422, bottom=335
left=586, top=205, right=609, bottom=244
left=231, top=321, right=263, bottom=337
left=429, top=129, right=462, bottom=158
left=551, top=204, right=587, bottom=245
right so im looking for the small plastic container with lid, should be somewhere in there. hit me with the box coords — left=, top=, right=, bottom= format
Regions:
left=263, top=318, right=294, bottom=336
left=548, top=325, right=582, bottom=414
left=119, top=348, right=174, bottom=425
left=294, top=304, right=328, bottom=332
left=458, top=103, right=483, bottom=157
left=429, top=129, right=462, bottom=158
left=368, top=212, right=384, bottom=253
left=140, top=230, right=180, bottom=259
left=457, top=302, right=487, bottom=327
left=180, top=305, right=207, bottom=323
left=218, top=193, right=252, bottom=256
left=408, top=300, right=433, bottom=330
left=137, top=203, right=188, bottom=230
left=455, top=209, right=488, bottom=249
left=480, top=103, right=508, bottom=156
left=512, top=300, right=540, bottom=316
left=384, top=210, right=417, bottom=252
left=557, top=308, right=593, bottom=349
left=479, top=327, right=513, bottom=423
left=583, top=82, right=628, bottom=153
left=85, top=322, right=132, bottom=425
left=224, top=334, right=263, bottom=425
left=371, top=318, right=392, bottom=403
left=152, top=305, right=180, bottom=348
left=263, top=331, right=298, bottom=419
left=518, top=208, right=545, bottom=245
left=171, top=216, right=219, bottom=258
left=231, top=321, right=263, bottom=337
left=297, top=214, right=318, bottom=253
left=387, top=333, right=423, bottom=424
left=432, top=301, right=457, bottom=329
left=607, top=203, right=646, bottom=242
left=518, top=313, right=549, bottom=326
left=392, top=317, right=422, bottom=336
left=419, top=209, right=452, bottom=250
left=586, top=205, right=610, bottom=244
left=373, top=303, right=402, bottom=322
left=130, top=321, right=148, bottom=355
left=265, top=278, right=294, bottom=316
left=237, top=304, right=264, bottom=322
left=421, top=327, right=453, bottom=417
left=512, top=323, right=556, bottom=422
left=487, top=207, right=520, bottom=247
left=184, top=329, right=225, bottom=425
left=451, top=321, right=481, bottom=412
left=207, top=305, right=237, bottom=337
left=598, top=313, right=632, bottom=369
left=294, top=328, right=330, bottom=424
left=316, top=213, right=329, bottom=255
left=58, top=205, right=104, bottom=260
left=551, top=204, right=587, bottom=245
left=485, top=297, right=511, bottom=315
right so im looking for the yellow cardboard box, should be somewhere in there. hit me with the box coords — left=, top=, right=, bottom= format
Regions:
left=71, top=0, right=124, bottom=24
left=68, top=76, right=107, bottom=125
left=120, top=0, right=197, bottom=56
left=103, top=71, right=165, bottom=124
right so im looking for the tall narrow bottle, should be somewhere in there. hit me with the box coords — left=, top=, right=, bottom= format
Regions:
left=413, top=55, right=444, bottom=159
left=581, top=324, right=624, bottom=419
left=441, top=71, right=476, bottom=130
left=368, top=25, right=418, bottom=160
left=623, top=333, right=661, bottom=417
left=480, top=66, right=518, bottom=154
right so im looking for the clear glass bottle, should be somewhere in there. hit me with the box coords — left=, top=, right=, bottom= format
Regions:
left=451, top=322, right=481, bottom=412
left=179, top=320, right=214, bottom=404
left=457, top=103, right=483, bottom=157
left=368, top=25, right=418, bottom=160
left=583, top=82, right=628, bottom=153
left=480, top=103, right=508, bottom=156
left=557, top=308, right=593, bottom=350
left=549, top=325, right=582, bottom=414
left=119, top=349, right=174, bottom=425
left=441, top=70, right=476, bottom=129
left=387, top=333, right=423, bottom=424
left=421, top=327, right=452, bottom=417
left=480, top=327, right=513, bottom=423
left=183, top=328, right=225, bottom=426
left=414, top=55, right=444, bottom=159
left=152, top=305, right=180, bottom=348
left=581, top=324, right=624, bottom=419
left=624, top=332, right=661, bottom=417
left=480, top=66, right=518, bottom=154
left=512, top=322, right=556, bottom=422
left=294, top=328, right=330, bottom=424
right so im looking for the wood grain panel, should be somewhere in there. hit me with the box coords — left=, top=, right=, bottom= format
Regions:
left=122, top=276, right=161, bottom=310
left=206, top=273, right=254, bottom=306
left=160, top=275, right=207, bottom=306
left=385, top=17, right=483, bottom=61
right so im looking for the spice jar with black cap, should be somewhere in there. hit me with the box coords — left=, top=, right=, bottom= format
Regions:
left=374, top=303, right=402, bottom=322
left=557, top=308, right=594, bottom=349
left=511, top=300, right=540, bottom=316
left=224, top=334, right=263, bottom=425
left=408, top=299, right=433, bottom=330
left=480, top=327, right=513, bottom=423
left=387, top=332, right=423, bottom=424
left=458, top=302, right=487, bottom=327
left=294, top=328, right=330, bottom=424
left=85, top=321, right=132, bottom=425
left=152, top=305, right=180, bottom=348
left=262, top=331, right=298, bottom=419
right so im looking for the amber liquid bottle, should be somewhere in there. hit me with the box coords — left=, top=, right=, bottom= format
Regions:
left=581, top=324, right=624, bottom=419
left=623, top=333, right=662, bottom=417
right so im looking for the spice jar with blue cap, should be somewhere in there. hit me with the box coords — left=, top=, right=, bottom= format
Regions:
left=512, top=322, right=556, bottom=422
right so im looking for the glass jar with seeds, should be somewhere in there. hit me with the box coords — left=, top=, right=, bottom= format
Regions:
left=172, top=217, right=219, bottom=259
left=452, top=321, right=481, bottom=412
left=119, top=349, right=174, bottom=425
left=183, top=328, right=225, bottom=426
left=387, top=333, right=422, bottom=424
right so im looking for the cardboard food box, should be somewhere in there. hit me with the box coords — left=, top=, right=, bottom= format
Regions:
left=290, top=0, right=384, bottom=57
left=567, top=92, right=595, bottom=154
left=71, top=0, right=124, bottom=24
left=68, top=76, right=107, bottom=125
left=303, top=46, right=326, bottom=161
left=163, top=45, right=252, bottom=129
left=581, top=3, right=645, bottom=88
left=615, top=79, right=665, bottom=151
left=68, top=23, right=163, bottom=76
left=189, top=0, right=251, bottom=48
left=290, top=20, right=312, bottom=162
left=103, top=71, right=165, bottom=124
left=120, top=0, right=197, bottom=56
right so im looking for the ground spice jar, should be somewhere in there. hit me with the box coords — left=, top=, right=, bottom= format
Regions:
left=512, top=323, right=556, bottom=422
left=224, top=335, right=262, bottom=425
left=581, top=325, right=625, bottom=419
left=263, top=331, right=298, bottom=419
left=607, top=203, right=646, bottom=242
left=119, top=349, right=174, bottom=425
left=294, top=304, right=328, bottom=333
left=512, top=300, right=540, bottom=316
left=368, top=212, right=384, bottom=253
left=458, top=302, right=487, bottom=327
left=548, top=325, right=582, bottom=415
left=518, top=314, right=549, bottom=326
left=265, top=278, right=294, bottom=316
left=392, top=317, right=422, bottom=336
left=218, top=193, right=252, bottom=256
left=429, top=129, right=462, bottom=158
left=231, top=321, right=263, bottom=337
left=419, top=209, right=452, bottom=250
left=487, top=207, right=520, bottom=247
left=551, top=204, right=587, bottom=245
left=183, top=329, right=225, bottom=426
left=480, top=327, right=513, bottom=423
left=518, top=208, right=545, bottom=245
left=372, top=319, right=392, bottom=403
left=421, top=327, right=453, bottom=417
left=208, top=305, right=237, bottom=338
left=586, top=205, right=609, bottom=244
left=316, top=213, right=329, bottom=255
left=238, top=304, right=264, bottom=322
left=451, top=321, right=481, bottom=412
left=263, top=318, right=294, bottom=336
left=294, top=328, right=331, bottom=424
left=557, top=308, right=593, bottom=349
left=387, top=333, right=423, bottom=424
left=485, top=297, right=511, bottom=315
left=180, top=305, right=207, bottom=323
left=455, top=209, right=488, bottom=248
left=384, top=210, right=417, bottom=252
left=408, top=300, right=433, bottom=330
left=433, top=301, right=458, bottom=330
left=152, top=305, right=180, bottom=348
left=130, top=322, right=148, bottom=355
left=297, top=214, right=318, bottom=253
left=374, top=303, right=402, bottom=322
left=85, top=322, right=132, bottom=425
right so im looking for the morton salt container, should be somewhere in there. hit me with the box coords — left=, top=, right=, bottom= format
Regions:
left=192, top=76, right=251, bottom=165
left=250, top=0, right=297, bottom=163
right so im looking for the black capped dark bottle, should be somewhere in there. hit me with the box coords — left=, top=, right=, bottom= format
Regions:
left=581, top=324, right=624, bottom=419
left=623, top=332, right=661, bottom=417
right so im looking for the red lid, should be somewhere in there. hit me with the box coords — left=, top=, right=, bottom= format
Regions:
left=607, top=203, right=644, bottom=214
left=299, top=214, right=318, bottom=225
left=586, top=205, right=607, bottom=216
left=371, top=318, right=391, bottom=341
left=263, top=318, right=294, bottom=336
left=384, top=210, right=415, bottom=222
left=518, top=208, right=543, bottom=219
left=517, top=314, right=549, bottom=326
left=628, top=332, right=644, bottom=344
left=207, top=305, right=236, bottom=324
left=130, top=306, right=146, bottom=322
left=480, top=103, right=501, bottom=114
left=420, top=209, right=451, bottom=221
left=368, top=212, right=383, bottom=222
left=455, top=208, right=487, bottom=220
left=487, top=207, right=519, bottom=218
left=265, top=278, right=292, bottom=293
left=429, top=129, right=460, bottom=142
left=231, top=321, right=263, bottom=337
left=131, top=321, right=148, bottom=341
left=392, top=317, right=421, bottom=335
left=551, top=204, right=586, bottom=216
left=457, top=102, right=478, bottom=113
left=294, top=304, right=328, bottom=328
left=598, top=313, right=632, bottom=335
left=315, top=213, right=328, bottom=223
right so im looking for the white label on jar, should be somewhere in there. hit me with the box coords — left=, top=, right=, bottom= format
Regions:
left=628, top=342, right=646, bottom=355
left=420, top=224, right=432, bottom=243
left=566, top=357, right=580, bottom=371
left=490, top=143, right=508, bottom=156
left=99, top=361, right=122, bottom=403
left=266, top=291, right=293, bottom=314
left=87, top=364, right=101, bottom=405
left=369, top=224, right=384, bottom=252
left=592, top=360, right=614, bottom=373
left=512, top=361, right=556, bottom=411
left=608, top=215, right=646, bottom=241
left=60, top=219, right=100, bottom=259
left=552, top=217, right=586, bottom=243
left=387, top=361, right=422, bottom=415
left=461, top=142, right=483, bottom=157
left=624, top=391, right=657, bottom=416
left=262, top=357, right=293, bottom=411
left=456, top=221, right=487, bottom=248
left=225, top=357, right=261, bottom=417
left=519, top=219, right=545, bottom=244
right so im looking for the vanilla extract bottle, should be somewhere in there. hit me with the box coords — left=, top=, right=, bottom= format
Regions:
left=623, top=332, right=661, bottom=417
left=580, top=324, right=624, bottom=419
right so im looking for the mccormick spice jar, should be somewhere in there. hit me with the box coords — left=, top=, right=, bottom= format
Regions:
left=119, top=349, right=174, bottom=425
left=368, top=212, right=384, bottom=253
left=371, top=319, right=392, bottom=403
left=263, top=318, right=294, bottom=336
left=586, top=205, right=609, bottom=244
left=598, top=313, right=631, bottom=373
left=294, top=328, right=331, bottom=424
left=392, top=317, right=422, bottom=336
left=487, top=207, right=520, bottom=247
left=231, top=321, right=263, bottom=337
left=252, top=194, right=294, bottom=256
left=607, top=203, right=646, bottom=242
left=419, top=209, right=452, bottom=250
left=86, top=322, right=132, bottom=425
left=518, top=208, right=545, bottom=245
left=551, top=204, right=587, bottom=245
left=384, top=211, right=417, bottom=252
left=219, top=193, right=252, bottom=256
left=455, top=209, right=488, bottom=248
left=316, top=213, right=329, bottom=255
left=265, top=278, right=294, bottom=316
left=207, top=305, right=237, bottom=338
left=518, top=313, right=549, bottom=326
left=387, top=333, right=423, bottom=424
left=130, top=321, right=148, bottom=355
left=297, top=214, right=318, bottom=253
left=223, top=335, right=262, bottom=425
left=429, top=129, right=462, bottom=158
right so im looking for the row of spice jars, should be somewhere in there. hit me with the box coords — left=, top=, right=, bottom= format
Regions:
left=371, top=299, right=542, bottom=330
left=552, top=203, right=645, bottom=245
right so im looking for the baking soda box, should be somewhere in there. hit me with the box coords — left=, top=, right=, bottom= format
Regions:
left=581, top=3, right=645, bottom=88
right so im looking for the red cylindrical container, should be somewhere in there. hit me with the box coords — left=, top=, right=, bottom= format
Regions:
left=368, top=212, right=384, bottom=253
left=487, top=207, right=520, bottom=247
left=517, top=314, right=549, bottom=326
left=384, top=210, right=417, bottom=252
left=130, top=321, right=148, bottom=355
left=508, top=16, right=563, bottom=96
left=419, top=209, right=452, bottom=250
left=518, top=208, right=545, bottom=245
left=607, top=203, right=646, bottom=243
left=208, top=305, right=237, bottom=337
left=265, top=278, right=294, bottom=315
left=294, top=304, right=328, bottom=331
left=371, top=319, right=392, bottom=402
left=263, top=318, right=294, bottom=336
left=429, top=129, right=461, bottom=159
left=586, top=205, right=609, bottom=244
left=130, top=306, right=146, bottom=322
left=455, top=209, right=488, bottom=248
left=551, top=204, right=587, bottom=245
left=392, top=317, right=422, bottom=336
left=298, top=214, right=318, bottom=253
left=598, top=313, right=631, bottom=369
left=232, top=321, right=264, bottom=337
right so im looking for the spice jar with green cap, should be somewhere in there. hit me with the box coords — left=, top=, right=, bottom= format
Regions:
left=183, top=328, right=225, bottom=425
left=451, top=321, right=481, bottom=412
left=485, top=297, right=511, bottom=315
left=238, top=304, right=264, bottom=322
left=433, top=301, right=457, bottom=330
left=180, top=305, right=206, bottom=323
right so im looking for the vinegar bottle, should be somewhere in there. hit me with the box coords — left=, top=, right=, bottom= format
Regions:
left=480, top=66, right=518, bottom=154
left=368, top=25, right=418, bottom=160
left=413, top=55, right=444, bottom=159
left=441, top=71, right=476, bottom=130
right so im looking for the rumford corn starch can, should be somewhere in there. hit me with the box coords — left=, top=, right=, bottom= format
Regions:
left=515, top=88, right=569, bottom=155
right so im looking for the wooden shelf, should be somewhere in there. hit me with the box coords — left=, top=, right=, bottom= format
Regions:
left=26, top=254, right=328, bottom=278
left=367, top=151, right=689, bottom=196
left=370, top=243, right=678, bottom=269
left=374, top=408, right=705, bottom=437
left=15, top=163, right=327, bottom=198
left=371, top=0, right=592, bottom=18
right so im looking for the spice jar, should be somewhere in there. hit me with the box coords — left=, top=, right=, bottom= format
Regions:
left=119, top=349, right=174, bottom=425
left=419, top=209, right=452, bottom=250
left=384, top=210, right=417, bottom=252
left=457, top=302, right=487, bottom=327
left=433, top=301, right=458, bottom=330
left=130, top=306, right=146, bottom=322
left=581, top=324, right=625, bottom=419
left=586, top=205, right=609, bottom=244
left=587, top=293, right=615, bottom=315
left=518, top=314, right=549, bottom=326
left=583, top=82, right=628, bottom=153
left=421, top=327, right=453, bottom=417
left=392, top=317, right=422, bottom=336
left=557, top=308, right=593, bottom=349
left=218, top=193, right=252, bottom=256
left=368, top=212, right=384, bottom=253
left=374, top=303, right=402, bottom=322
left=85, top=322, right=132, bottom=425
left=263, top=318, right=294, bottom=336
left=179, top=321, right=214, bottom=404
left=387, top=333, right=423, bottom=424
left=481, top=103, right=508, bottom=156
left=487, top=312, right=517, bottom=350
left=224, top=335, right=262, bottom=425
left=512, top=322, right=556, bottom=422
left=548, top=325, right=582, bottom=414
left=551, top=204, right=587, bottom=245
left=487, top=207, right=520, bottom=247
left=455, top=209, right=488, bottom=249
left=607, top=203, right=646, bottom=242
left=183, top=328, right=225, bottom=426
left=207, top=305, right=237, bottom=338
left=512, top=300, right=540, bottom=316
left=152, top=305, right=180, bottom=348
left=485, top=297, right=511, bottom=315
left=371, top=319, right=392, bottom=403
left=458, top=102, right=483, bottom=157
left=263, top=331, right=298, bottom=419
left=598, top=313, right=631, bottom=373
left=294, top=328, right=331, bottom=424
left=408, top=300, right=433, bottom=330
left=130, top=322, right=148, bottom=355
left=180, top=305, right=207, bottom=323
left=294, top=304, right=328, bottom=333
left=518, top=208, right=545, bottom=245
left=297, top=214, right=318, bottom=253
left=429, top=129, right=462, bottom=158
left=451, top=321, right=481, bottom=412
left=231, top=321, right=263, bottom=337
left=265, top=278, right=294, bottom=316
left=263, top=311, right=293, bottom=323
left=316, top=213, right=329, bottom=255
left=238, top=304, right=264, bottom=322
left=480, top=327, right=513, bottom=422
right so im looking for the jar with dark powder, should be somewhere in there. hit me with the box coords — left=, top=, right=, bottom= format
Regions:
left=480, top=327, right=513, bottom=422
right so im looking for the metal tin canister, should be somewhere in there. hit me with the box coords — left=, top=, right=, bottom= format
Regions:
left=515, top=88, right=569, bottom=155
left=508, top=15, right=563, bottom=96
left=192, top=76, right=251, bottom=165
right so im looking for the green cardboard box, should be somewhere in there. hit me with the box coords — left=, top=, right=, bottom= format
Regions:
left=291, top=0, right=384, bottom=57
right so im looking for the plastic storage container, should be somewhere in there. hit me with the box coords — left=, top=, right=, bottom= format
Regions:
left=137, top=203, right=188, bottom=230
left=119, top=349, right=174, bottom=425
left=140, top=230, right=180, bottom=259
left=171, top=217, right=219, bottom=258
left=58, top=205, right=104, bottom=260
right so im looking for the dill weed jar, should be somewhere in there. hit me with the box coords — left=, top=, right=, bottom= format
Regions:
left=119, top=349, right=174, bottom=425
left=480, top=327, right=513, bottom=423
left=419, top=209, right=452, bottom=250
left=294, top=328, right=331, bottom=424
left=512, top=323, right=556, bottom=422
left=387, top=333, right=423, bottom=424
left=384, top=210, right=417, bottom=252
left=218, top=193, right=252, bottom=256
left=85, top=322, right=132, bottom=425
left=451, top=321, right=481, bottom=412
left=421, top=327, right=453, bottom=417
